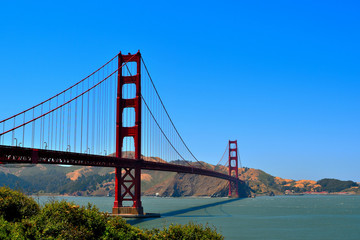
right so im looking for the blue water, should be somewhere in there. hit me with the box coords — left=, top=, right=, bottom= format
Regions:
left=36, top=195, right=360, bottom=240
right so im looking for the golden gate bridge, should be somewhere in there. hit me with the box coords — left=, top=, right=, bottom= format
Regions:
left=0, top=51, right=243, bottom=216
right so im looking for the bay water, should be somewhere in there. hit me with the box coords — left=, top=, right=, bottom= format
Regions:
left=36, top=195, right=360, bottom=240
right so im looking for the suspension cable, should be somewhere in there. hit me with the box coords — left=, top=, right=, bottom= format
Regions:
left=0, top=55, right=136, bottom=136
left=0, top=55, right=118, bottom=124
left=123, top=64, right=193, bottom=167
left=140, top=95, right=193, bottom=167
left=141, top=57, right=205, bottom=168
left=216, top=142, right=229, bottom=166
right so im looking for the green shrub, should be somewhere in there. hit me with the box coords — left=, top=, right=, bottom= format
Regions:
left=33, top=200, right=107, bottom=240
left=0, top=217, right=12, bottom=239
left=317, top=178, right=357, bottom=192
left=0, top=188, right=224, bottom=239
left=8, top=219, right=38, bottom=240
left=150, top=222, right=224, bottom=240
left=0, top=187, right=40, bottom=222
left=102, top=216, right=149, bottom=240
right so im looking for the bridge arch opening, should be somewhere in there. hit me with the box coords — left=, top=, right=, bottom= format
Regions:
left=122, top=62, right=137, bottom=76
left=122, top=136, right=135, bottom=159
left=122, top=83, right=136, bottom=99
left=122, top=108, right=135, bottom=127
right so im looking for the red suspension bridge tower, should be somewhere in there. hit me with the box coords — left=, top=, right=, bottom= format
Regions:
left=228, top=140, right=239, bottom=197
left=113, top=51, right=143, bottom=215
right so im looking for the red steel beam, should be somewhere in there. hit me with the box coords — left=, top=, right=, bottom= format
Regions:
left=0, top=145, right=241, bottom=183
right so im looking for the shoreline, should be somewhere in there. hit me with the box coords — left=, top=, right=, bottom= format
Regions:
left=30, top=192, right=360, bottom=198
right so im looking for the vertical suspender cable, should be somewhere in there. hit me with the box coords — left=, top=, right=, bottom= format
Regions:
left=87, top=79, right=90, bottom=153
left=22, top=113, right=25, bottom=147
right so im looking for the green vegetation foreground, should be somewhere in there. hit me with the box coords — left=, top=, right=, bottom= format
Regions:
left=0, top=187, right=223, bottom=240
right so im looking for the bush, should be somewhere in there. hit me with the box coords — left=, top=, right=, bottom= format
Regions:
left=0, top=217, right=12, bottom=239
left=33, top=200, right=107, bottom=240
left=103, top=216, right=149, bottom=240
left=0, top=188, right=224, bottom=239
left=0, top=187, right=40, bottom=222
left=150, top=222, right=224, bottom=240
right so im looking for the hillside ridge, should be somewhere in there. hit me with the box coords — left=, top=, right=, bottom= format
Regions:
left=1, top=163, right=359, bottom=196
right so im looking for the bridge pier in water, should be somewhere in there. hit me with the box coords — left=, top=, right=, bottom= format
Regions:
left=113, top=166, right=143, bottom=215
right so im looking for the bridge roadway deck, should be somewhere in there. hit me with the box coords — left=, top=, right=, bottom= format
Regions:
left=0, top=145, right=242, bottom=183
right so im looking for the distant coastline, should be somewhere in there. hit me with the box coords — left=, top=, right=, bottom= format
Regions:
left=1, top=164, right=359, bottom=197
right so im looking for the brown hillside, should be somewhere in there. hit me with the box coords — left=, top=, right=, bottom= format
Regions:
left=1, top=158, right=330, bottom=197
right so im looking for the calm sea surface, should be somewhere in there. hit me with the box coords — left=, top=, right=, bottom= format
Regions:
left=36, top=195, right=360, bottom=240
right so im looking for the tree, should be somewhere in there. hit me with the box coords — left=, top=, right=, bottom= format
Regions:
left=0, top=187, right=39, bottom=222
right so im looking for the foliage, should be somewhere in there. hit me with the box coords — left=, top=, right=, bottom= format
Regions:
left=102, top=217, right=149, bottom=240
left=0, top=217, right=12, bottom=239
left=32, top=200, right=108, bottom=239
left=0, top=187, right=224, bottom=239
left=317, top=178, right=358, bottom=192
left=149, top=222, right=224, bottom=240
left=0, top=187, right=40, bottom=222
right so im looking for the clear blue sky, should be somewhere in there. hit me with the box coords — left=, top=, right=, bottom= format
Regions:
left=0, top=1, right=359, bottom=181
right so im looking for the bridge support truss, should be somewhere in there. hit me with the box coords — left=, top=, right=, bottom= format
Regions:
left=228, top=140, right=239, bottom=198
left=113, top=51, right=143, bottom=215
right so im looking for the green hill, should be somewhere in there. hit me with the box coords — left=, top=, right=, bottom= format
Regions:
left=317, top=178, right=358, bottom=193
